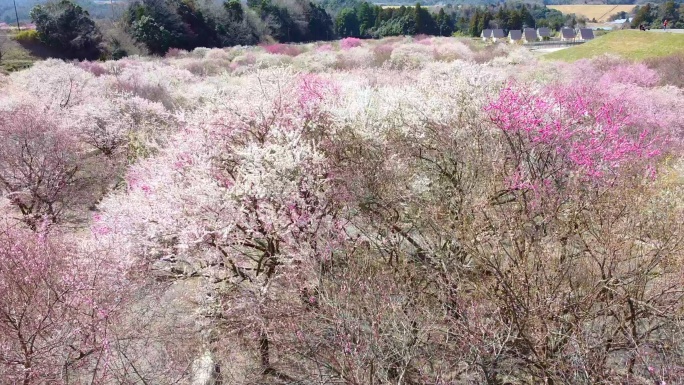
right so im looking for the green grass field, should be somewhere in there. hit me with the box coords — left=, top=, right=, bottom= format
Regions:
left=0, top=32, right=41, bottom=74
left=544, top=30, right=684, bottom=61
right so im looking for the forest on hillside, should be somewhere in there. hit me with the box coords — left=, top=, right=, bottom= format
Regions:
left=1, top=0, right=598, bottom=62
left=3, top=0, right=684, bottom=24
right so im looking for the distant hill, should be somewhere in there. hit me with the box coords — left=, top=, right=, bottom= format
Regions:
left=544, top=29, right=684, bottom=61
left=1, top=0, right=129, bottom=23
left=1, top=0, right=680, bottom=23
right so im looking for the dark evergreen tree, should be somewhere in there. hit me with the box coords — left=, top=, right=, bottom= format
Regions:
left=495, top=7, right=509, bottom=31
left=306, top=2, right=334, bottom=41
left=661, top=0, right=678, bottom=24
left=469, top=9, right=481, bottom=36
left=357, top=2, right=375, bottom=37
left=509, top=8, right=522, bottom=30
left=30, top=0, right=103, bottom=60
left=335, top=8, right=359, bottom=37
left=125, top=0, right=189, bottom=54
left=477, top=9, right=492, bottom=34
left=632, top=4, right=654, bottom=28
left=519, top=5, right=535, bottom=28
left=435, top=8, right=454, bottom=36
left=224, top=0, right=244, bottom=22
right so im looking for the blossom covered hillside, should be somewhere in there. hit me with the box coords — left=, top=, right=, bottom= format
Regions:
left=1, top=37, right=684, bottom=384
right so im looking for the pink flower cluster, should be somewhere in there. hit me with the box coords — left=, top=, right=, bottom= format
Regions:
left=296, top=73, right=339, bottom=120
left=77, top=61, right=107, bottom=77
left=340, top=37, right=363, bottom=50
left=486, top=82, right=665, bottom=189
left=316, top=43, right=334, bottom=52
left=262, top=43, right=302, bottom=56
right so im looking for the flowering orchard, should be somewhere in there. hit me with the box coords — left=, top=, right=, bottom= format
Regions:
left=1, top=36, right=683, bottom=384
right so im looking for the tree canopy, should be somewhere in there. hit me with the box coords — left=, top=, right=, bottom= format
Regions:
left=30, top=0, right=103, bottom=60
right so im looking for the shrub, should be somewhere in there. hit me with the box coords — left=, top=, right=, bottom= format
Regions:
left=432, top=39, right=474, bottom=62
left=12, top=29, right=39, bottom=43
left=165, top=47, right=188, bottom=58
left=372, top=43, right=394, bottom=65
left=190, top=47, right=211, bottom=58
left=316, top=43, right=334, bottom=52
left=262, top=43, right=302, bottom=57
left=77, top=61, right=107, bottom=77
left=645, top=53, right=684, bottom=88
left=340, top=37, right=363, bottom=50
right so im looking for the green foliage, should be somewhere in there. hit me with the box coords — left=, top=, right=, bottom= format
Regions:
left=357, top=2, right=376, bottom=36
left=464, top=3, right=582, bottom=37
left=13, top=29, right=40, bottom=43
left=108, top=38, right=129, bottom=60
left=252, top=0, right=300, bottom=41
left=30, top=0, right=103, bottom=60
left=529, top=5, right=570, bottom=31
left=247, top=0, right=333, bottom=43
left=316, top=0, right=360, bottom=14
left=629, top=1, right=683, bottom=29
left=125, top=0, right=190, bottom=54
left=632, top=4, right=655, bottom=28
left=130, top=14, right=178, bottom=54
left=125, top=0, right=261, bottom=55
left=335, top=8, right=360, bottom=38
left=333, top=2, right=455, bottom=38
left=519, top=5, right=535, bottom=28
left=224, top=0, right=244, bottom=22
left=608, top=10, right=627, bottom=22
left=307, top=3, right=335, bottom=41
left=469, top=9, right=481, bottom=36
left=660, top=0, right=679, bottom=23
left=436, top=8, right=455, bottom=36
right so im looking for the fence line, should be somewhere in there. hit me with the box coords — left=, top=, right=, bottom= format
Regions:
left=524, top=40, right=586, bottom=49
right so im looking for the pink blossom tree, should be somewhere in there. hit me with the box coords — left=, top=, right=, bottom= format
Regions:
left=0, top=105, right=119, bottom=229
left=0, top=224, right=124, bottom=384
left=95, top=71, right=346, bottom=381
left=1, top=42, right=679, bottom=384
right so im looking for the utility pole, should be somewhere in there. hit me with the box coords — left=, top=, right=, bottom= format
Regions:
left=13, top=0, right=21, bottom=31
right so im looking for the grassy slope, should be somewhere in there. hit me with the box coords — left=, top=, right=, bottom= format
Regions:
left=544, top=30, right=684, bottom=61
left=1, top=33, right=40, bottom=73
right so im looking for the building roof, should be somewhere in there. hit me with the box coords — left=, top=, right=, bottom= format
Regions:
left=561, top=28, right=576, bottom=39
left=481, top=29, right=492, bottom=38
left=509, top=30, right=522, bottom=40
left=524, top=30, right=538, bottom=41
left=579, top=28, right=595, bottom=40
left=492, top=29, right=505, bottom=38
left=537, top=27, right=551, bottom=37
left=611, top=18, right=633, bottom=24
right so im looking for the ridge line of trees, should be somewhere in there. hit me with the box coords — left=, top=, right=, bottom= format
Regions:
left=23, top=0, right=676, bottom=60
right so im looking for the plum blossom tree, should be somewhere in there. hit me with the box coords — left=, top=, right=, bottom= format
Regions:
left=96, top=70, right=346, bottom=380
left=0, top=36, right=680, bottom=385
left=303, top=62, right=684, bottom=384
left=0, top=223, right=125, bottom=384
left=0, top=106, right=85, bottom=229
left=0, top=102, right=125, bottom=229
left=486, top=82, right=665, bottom=199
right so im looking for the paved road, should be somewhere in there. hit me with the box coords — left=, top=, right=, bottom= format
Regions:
left=532, top=47, right=571, bottom=54
left=648, top=29, right=684, bottom=34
